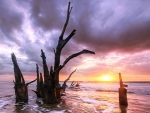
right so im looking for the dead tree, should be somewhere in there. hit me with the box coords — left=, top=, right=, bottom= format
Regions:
left=35, top=2, right=95, bottom=104
left=11, top=53, right=36, bottom=103
left=119, top=73, right=128, bottom=106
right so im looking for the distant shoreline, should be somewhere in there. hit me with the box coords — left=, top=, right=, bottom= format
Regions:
left=0, top=81, right=150, bottom=84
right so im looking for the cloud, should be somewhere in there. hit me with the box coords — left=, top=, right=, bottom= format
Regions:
left=29, top=0, right=68, bottom=31
left=75, top=19, right=150, bottom=54
left=1, top=0, right=150, bottom=81
left=70, top=0, right=150, bottom=54
left=27, top=0, right=150, bottom=55
left=0, top=0, right=24, bottom=45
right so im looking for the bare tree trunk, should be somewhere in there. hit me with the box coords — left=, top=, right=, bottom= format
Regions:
left=36, top=64, right=40, bottom=95
left=39, top=73, right=45, bottom=98
left=40, top=50, right=58, bottom=103
left=119, top=73, right=128, bottom=106
left=11, top=53, right=36, bottom=103
left=14, top=82, right=28, bottom=103
left=33, top=65, right=45, bottom=98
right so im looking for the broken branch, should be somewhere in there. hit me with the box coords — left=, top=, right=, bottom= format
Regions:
left=59, top=49, right=95, bottom=70
left=59, top=2, right=72, bottom=39
left=26, top=78, right=37, bottom=86
left=64, top=68, right=77, bottom=84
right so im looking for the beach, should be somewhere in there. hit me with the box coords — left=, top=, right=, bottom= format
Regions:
left=0, top=82, right=150, bottom=113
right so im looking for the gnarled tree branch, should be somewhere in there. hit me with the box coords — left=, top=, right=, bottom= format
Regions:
left=59, top=2, right=73, bottom=39
left=54, top=2, right=74, bottom=71
left=61, top=69, right=77, bottom=94
left=61, top=29, right=76, bottom=49
left=26, top=78, right=37, bottom=86
left=59, top=49, right=95, bottom=70
left=64, top=68, right=77, bottom=85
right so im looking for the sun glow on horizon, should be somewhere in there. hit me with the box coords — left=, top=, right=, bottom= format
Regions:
left=99, top=75, right=113, bottom=82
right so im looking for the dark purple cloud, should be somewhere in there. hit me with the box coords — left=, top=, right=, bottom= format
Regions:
left=1, top=0, right=150, bottom=81
left=0, top=0, right=23, bottom=45
left=27, top=0, right=150, bottom=54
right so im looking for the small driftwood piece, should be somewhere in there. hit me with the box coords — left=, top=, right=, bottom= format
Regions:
left=75, top=82, right=80, bottom=87
left=119, top=73, right=128, bottom=106
left=70, top=81, right=75, bottom=86
left=61, top=69, right=77, bottom=94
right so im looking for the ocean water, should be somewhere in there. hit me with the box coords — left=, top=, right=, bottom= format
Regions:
left=0, top=81, right=150, bottom=113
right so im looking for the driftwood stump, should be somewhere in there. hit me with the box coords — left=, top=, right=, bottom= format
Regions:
left=11, top=53, right=36, bottom=103
left=14, top=83, right=28, bottom=103
left=119, top=73, right=128, bottom=106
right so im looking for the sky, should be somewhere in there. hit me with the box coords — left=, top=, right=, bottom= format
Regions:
left=0, top=0, right=150, bottom=82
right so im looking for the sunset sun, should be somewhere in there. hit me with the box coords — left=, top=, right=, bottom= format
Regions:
left=99, top=75, right=112, bottom=82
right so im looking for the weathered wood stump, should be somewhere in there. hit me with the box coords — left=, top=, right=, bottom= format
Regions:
left=14, top=83, right=28, bottom=103
left=119, top=73, right=128, bottom=106
left=11, top=53, right=36, bottom=103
